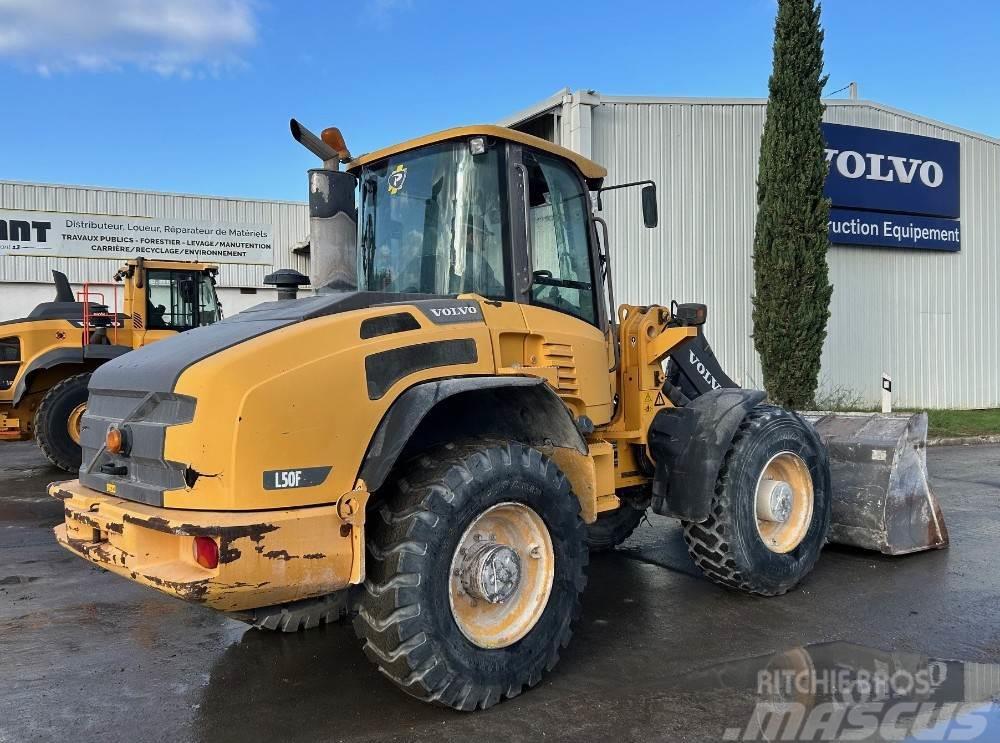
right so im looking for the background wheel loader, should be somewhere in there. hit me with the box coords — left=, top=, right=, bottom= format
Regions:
left=1, top=259, right=221, bottom=470
left=49, top=120, right=947, bottom=711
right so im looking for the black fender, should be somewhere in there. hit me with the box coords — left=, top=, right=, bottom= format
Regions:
left=12, top=347, right=83, bottom=404
left=357, top=376, right=588, bottom=493
left=647, top=387, right=767, bottom=522
left=12, top=345, right=130, bottom=404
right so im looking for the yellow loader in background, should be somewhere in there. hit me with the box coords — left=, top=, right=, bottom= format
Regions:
left=49, top=121, right=946, bottom=710
left=1, top=259, right=221, bottom=470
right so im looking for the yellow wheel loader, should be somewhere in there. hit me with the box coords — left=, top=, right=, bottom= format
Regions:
left=1, top=259, right=221, bottom=471
left=49, top=121, right=947, bottom=711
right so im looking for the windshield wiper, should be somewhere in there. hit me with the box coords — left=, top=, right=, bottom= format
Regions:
left=530, top=270, right=591, bottom=291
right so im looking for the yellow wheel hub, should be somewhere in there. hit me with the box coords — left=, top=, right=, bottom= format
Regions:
left=754, top=452, right=814, bottom=553
left=67, top=403, right=87, bottom=446
left=448, top=502, right=554, bottom=649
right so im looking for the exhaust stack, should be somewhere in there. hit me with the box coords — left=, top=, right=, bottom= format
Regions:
left=290, top=119, right=358, bottom=293
left=263, top=268, right=309, bottom=300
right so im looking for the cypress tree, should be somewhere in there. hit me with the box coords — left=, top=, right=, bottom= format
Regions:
left=752, top=0, right=833, bottom=409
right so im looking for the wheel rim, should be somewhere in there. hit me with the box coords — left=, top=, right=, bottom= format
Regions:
left=448, top=502, right=554, bottom=649
left=67, top=403, right=87, bottom=446
left=754, top=452, right=814, bottom=554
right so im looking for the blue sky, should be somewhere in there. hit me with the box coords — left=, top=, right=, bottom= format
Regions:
left=1, top=0, right=997, bottom=202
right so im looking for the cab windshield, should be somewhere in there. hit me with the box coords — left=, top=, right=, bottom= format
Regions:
left=146, top=270, right=221, bottom=330
left=358, top=140, right=509, bottom=298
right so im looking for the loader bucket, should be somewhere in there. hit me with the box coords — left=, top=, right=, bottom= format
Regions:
left=801, top=412, right=949, bottom=555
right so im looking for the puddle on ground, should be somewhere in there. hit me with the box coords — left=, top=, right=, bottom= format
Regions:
left=190, top=624, right=1000, bottom=742
left=681, top=641, right=1000, bottom=742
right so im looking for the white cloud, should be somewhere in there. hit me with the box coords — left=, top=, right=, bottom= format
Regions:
left=0, top=0, right=257, bottom=76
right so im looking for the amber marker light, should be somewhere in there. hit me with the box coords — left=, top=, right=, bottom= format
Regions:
left=320, top=126, right=352, bottom=162
left=106, top=426, right=123, bottom=454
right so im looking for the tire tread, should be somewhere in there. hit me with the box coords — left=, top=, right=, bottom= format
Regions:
left=353, top=439, right=588, bottom=711
left=35, top=371, right=91, bottom=472
left=681, top=405, right=827, bottom=597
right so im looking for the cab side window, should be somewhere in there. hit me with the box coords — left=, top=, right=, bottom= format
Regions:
left=524, top=151, right=596, bottom=325
left=146, top=270, right=212, bottom=330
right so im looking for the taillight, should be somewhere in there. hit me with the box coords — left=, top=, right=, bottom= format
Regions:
left=193, top=536, right=219, bottom=569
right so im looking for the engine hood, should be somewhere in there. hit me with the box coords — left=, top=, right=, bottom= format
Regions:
left=81, top=292, right=495, bottom=511
left=91, top=291, right=438, bottom=395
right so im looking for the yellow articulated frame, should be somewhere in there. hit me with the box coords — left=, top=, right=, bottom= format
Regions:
left=50, top=479, right=368, bottom=612
left=602, top=304, right=698, bottom=442
left=548, top=441, right=618, bottom=523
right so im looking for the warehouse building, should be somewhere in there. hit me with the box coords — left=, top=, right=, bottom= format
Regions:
left=501, top=89, right=1000, bottom=409
left=0, top=181, right=309, bottom=320
left=3, top=91, right=996, bottom=410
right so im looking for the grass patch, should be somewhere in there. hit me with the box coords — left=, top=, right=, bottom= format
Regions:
left=924, top=409, right=1000, bottom=439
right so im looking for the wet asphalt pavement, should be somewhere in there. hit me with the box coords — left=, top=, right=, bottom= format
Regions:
left=1, top=441, right=998, bottom=742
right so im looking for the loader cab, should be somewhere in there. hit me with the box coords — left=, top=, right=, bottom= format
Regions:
left=350, top=126, right=656, bottom=426
left=118, top=259, right=221, bottom=345
left=144, top=268, right=221, bottom=331
left=352, top=128, right=621, bottom=331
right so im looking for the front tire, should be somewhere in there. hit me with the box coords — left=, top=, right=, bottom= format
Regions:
left=682, top=405, right=831, bottom=596
left=354, top=440, right=588, bottom=711
left=35, top=372, right=91, bottom=472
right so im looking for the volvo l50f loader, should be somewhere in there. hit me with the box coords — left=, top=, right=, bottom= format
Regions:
left=49, top=122, right=947, bottom=711
left=1, top=259, right=221, bottom=470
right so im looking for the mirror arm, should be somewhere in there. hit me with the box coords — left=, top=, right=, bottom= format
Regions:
left=595, top=179, right=658, bottom=227
left=596, top=179, right=656, bottom=200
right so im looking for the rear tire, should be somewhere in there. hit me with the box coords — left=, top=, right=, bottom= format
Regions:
left=35, top=372, right=91, bottom=473
left=682, top=405, right=831, bottom=596
left=586, top=502, right=647, bottom=551
left=354, top=440, right=588, bottom=711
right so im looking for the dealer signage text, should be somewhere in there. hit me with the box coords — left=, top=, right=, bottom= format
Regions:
left=822, top=123, right=960, bottom=252
left=0, top=210, right=273, bottom=264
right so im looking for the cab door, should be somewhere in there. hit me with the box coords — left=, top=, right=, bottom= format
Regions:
left=513, top=147, right=614, bottom=426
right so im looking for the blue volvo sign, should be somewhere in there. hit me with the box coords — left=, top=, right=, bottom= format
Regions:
left=822, top=123, right=961, bottom=251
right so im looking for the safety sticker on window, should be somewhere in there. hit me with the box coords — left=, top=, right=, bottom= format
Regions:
left=387, top=164, right=407, bottom=195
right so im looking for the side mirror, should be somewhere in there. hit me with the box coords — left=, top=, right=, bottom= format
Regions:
left=641, top=184, right=658, bottom=228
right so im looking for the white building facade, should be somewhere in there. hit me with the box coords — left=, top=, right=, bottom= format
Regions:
left=502, top=90, right=1000, bottom=409
left=0, top=181, right=309, bottom=321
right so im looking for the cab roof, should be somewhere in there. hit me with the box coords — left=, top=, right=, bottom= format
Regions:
left=125, top=259, right=218, bottom=271
left=346, top=124, right=607, bottom=184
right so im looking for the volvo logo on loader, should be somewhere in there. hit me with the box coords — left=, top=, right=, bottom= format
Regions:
left=689, top=349, right=722, bottom=391
left=429, top=306, right=478, bottom=318
left=416, top=299, right=484, bottom=324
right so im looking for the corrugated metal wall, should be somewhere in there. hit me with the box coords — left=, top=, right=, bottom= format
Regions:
left=0, top=181, right=309, bottom=289
left=579, top=98, right=999, bottom=409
